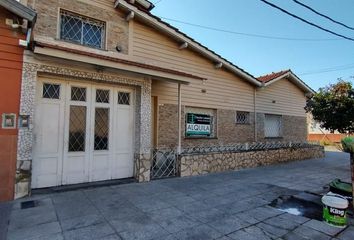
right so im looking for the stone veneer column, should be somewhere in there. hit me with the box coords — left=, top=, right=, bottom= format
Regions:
left=134, top=77, right=152, bottom=182
left=15, top=60, right=152, bottom=198
left=15, top=62, right=38, bottom=199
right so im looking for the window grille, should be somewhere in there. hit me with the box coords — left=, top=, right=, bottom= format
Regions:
left=118, top=92, right=130, bottom=105
left=96, top=89, right=109, bottom=103
left=60, top=10, right=105, bottom=49
left=69, top=106, right=86, bottom=152
left=236, top=111, right=250, bottom=124
left=43, top=83, right=60, bottom=99
left=71, top=87, right=86, bottom=102
left=94, top=108, right=109, bottom=150
left=265, top=114, right=282, bottom=138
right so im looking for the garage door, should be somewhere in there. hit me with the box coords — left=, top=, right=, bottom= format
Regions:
left=32, top=79, right=135, bottom=188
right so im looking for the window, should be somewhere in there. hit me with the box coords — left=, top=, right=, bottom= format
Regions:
left=118, top=92, right=130, bottom=105
left=94, top=108, right=109, bottom=150
left=236, top=111, right=250, bottom=124
left=96, top=89, right=109, bottom=103
left=71, top=87, right=86, bottom=102
left=68, top=106, right=86, bottom=152
left=264, top=114, right=282, bottom=138
left=43, top=83, right=60, bottom=99
left=60, top=10, right=105, bottom=49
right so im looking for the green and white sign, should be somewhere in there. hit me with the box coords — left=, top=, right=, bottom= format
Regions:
left=186, top=113, right=211, bottom=137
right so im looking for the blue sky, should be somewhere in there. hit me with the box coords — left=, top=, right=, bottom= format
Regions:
left=151, top=0, right=354, bottom=91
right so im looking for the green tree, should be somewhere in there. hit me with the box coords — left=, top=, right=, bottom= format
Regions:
left=306, top=80, right=354, bottom=207
left=305, top=81, right=354, bottom=134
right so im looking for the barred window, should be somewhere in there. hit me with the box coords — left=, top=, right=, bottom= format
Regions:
left=236, top=111, right=250, bottom=124
left=265, top=114, right=282, bottom=138
left=60, top=10, right=105, bottom=49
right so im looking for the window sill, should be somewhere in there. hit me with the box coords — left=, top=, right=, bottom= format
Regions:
left=54, top=38, right=107, bottom=52
left=264, top=137, right=283, bottom=139
left=184, top=137, right=218, bottom=140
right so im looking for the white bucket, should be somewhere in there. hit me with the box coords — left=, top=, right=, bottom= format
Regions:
left=321, top=192, right=349, bottom=228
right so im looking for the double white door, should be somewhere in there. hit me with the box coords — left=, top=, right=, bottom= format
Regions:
left=32, top=79, right=134, bottom=188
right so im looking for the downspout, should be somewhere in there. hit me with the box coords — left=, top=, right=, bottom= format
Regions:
left=177, top=83, right=182, bottom=154
left=254, top=87, right=257, bottom=142
left=18, top=26, right=32, bottom=48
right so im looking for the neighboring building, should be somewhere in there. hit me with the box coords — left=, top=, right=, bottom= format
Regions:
left=0, top=0, right=36, bottom=201
left=307, top=114, right=347, bottom=143
left=0, top=0, right=317, bottom=200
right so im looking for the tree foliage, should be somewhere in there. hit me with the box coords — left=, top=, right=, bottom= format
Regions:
left=305, top=81, right=354, bottom=134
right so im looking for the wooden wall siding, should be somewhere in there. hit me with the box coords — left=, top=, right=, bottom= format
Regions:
left=256, top=79, right=307, bottom=117
left=133, top=21, right=255, bottom=111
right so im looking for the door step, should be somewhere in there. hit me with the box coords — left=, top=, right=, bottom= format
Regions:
left=31, top=177, right=135, bottom=194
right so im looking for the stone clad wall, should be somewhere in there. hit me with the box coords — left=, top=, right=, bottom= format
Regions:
left=158, top=104, right=255, bottom=148
left=158, top=104, right=307, bottom=148
left=180, top=146, right=324, bottom=177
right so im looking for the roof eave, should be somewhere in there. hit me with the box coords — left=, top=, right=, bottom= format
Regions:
left=0, top=0, right=37, bottom=25
left=264, top=72, right=315, bottom=94
left=114, top=0, right=262, bottom=87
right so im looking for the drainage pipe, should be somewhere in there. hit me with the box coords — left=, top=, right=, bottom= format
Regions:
left=177, top=83, right=182, bottom=154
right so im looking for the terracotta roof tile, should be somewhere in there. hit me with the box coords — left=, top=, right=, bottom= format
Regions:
left=257, top=70, right=290, bottom=83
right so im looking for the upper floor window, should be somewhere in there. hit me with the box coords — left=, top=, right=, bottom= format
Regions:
left=60, top=10, right=105, bottom=49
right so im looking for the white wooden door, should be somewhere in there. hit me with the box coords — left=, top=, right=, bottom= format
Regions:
left=62, top=83, right=91, bottom=185
left=32, top=79, right=135, bottom=188
left=112, top=89, right=134, bottom=179
left=89, top=87, right=114, bottom=182
left=32, top=80, right=65, bottom=188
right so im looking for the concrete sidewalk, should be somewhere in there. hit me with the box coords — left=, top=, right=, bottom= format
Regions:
left=1, top=151, right=354, bottom=240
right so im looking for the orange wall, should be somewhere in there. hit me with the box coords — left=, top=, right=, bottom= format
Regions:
left=308, top=134, right=352, bottom=144
left=0, top=7, right=25, bottom=201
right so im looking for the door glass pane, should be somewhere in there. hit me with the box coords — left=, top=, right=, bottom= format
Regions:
left=71, top=87, right=86, bottom=101
left=43, top=83, right=60, bottom=99
left=118, top=92, right=130, bottom=105
left=96, top=89, right=109, bottom=103
left=94, top=108, right=109, bottom=150
left=69, top=106, right=86, bottom=152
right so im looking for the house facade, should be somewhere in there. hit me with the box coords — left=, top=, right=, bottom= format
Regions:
left=0, top=0, right=36, bottom=201
left=1, top=0, right=321, bottom=201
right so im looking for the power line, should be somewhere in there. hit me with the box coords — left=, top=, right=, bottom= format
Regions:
left=292, top=0, right=354, bottom=31
left=154, top=0, right=163, bottom=5
left=260, top=0, right=354, bottom=42
left=337, top=76, right=354, bottom=81
left=298, top=63, right=354, bottom=76
left=159, top=16, right=340, bottom=41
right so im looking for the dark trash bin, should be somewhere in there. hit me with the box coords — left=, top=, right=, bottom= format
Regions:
left=329, top=179, right=352, bottom=201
